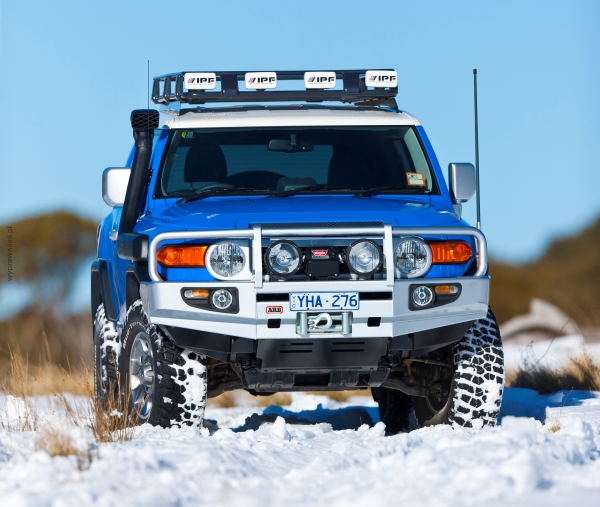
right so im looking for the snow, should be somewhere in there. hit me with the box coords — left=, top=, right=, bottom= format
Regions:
left=1, top=390, right=600, bottom=506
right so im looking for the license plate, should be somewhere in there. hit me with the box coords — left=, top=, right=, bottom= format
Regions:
left=289, top=292, right=359, bottom=311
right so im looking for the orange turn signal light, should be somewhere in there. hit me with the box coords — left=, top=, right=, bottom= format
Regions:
left=428, top=241, right=472, bottom=264
left=434, top=285, right=459, bottom=295
left=157, top=245, right=208, bottom=267
left=183, top=289, right=209, bottom=299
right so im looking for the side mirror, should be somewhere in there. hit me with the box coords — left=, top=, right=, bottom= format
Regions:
left=448, top=163, right=476, bottom=216
left=102, top=167, right=131, bottom=207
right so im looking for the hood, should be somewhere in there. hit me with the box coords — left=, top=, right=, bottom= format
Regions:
left=139, top=196, right=461, bottom=234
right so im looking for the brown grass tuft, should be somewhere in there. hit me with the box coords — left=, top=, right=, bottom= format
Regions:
left=1, top=344, right=139, bottom=445
left=508, top=348, right=600, bottom=394
left=252, top=392, right=292, bottom=407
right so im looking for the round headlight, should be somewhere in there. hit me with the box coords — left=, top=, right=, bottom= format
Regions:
left=265, top=240, right=302, bottom=277
left=209, top=243, right=245, bottom=277
left=346, top=239, right=382, bottom=276
left=395, top=237, right=432, bottom=278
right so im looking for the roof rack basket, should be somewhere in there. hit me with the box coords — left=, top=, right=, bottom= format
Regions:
left=152, top=70, right=398, bottom=110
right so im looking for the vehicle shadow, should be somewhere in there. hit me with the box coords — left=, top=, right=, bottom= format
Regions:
left=232, top=404, right=379, bottom=432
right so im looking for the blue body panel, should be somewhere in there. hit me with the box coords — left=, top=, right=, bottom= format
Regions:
left=99, top=124, right=475, bottom=324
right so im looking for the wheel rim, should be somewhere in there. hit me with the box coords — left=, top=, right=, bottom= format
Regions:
left=425, top=392, right=448, bottom=414
left=129, top=332, right=155, bottom=421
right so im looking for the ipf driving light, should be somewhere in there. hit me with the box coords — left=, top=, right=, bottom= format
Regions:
left=346, top=239, right=382, bottom=276
left=265, top=241, right=302, bottom=277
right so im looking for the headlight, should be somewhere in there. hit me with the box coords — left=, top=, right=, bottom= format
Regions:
left=395, top=237, right=432, bottom=278
left=209, top=242, right=245, bottom=277
left=346, top=239, right=382, bottom=276
left=265, top=240, right=302, bottom=277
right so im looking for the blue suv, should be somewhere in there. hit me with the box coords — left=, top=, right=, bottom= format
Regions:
left=92, top=70, right=504, bottom=433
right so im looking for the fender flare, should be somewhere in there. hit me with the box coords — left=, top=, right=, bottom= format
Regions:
left=91, top=260, right=117, bottom=322
left=125, top=262, right=151, bottom=310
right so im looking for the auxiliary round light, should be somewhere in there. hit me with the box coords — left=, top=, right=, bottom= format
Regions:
left=394, top=237, right=432, bottom=278
left=212, top=289, right=233, bottom=310
left=412, top=286, right=434, bottom=307
left=265, top=240, right=302, bottom=277
left=346, top=239, right=382, bottom=276
left=209, top=243, right=245, bottom=277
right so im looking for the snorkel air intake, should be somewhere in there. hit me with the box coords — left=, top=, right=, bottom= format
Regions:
left=117, top=109, right=159, bottom=261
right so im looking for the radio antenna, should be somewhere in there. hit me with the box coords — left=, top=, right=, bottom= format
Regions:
left=473, top=69, right=481, bottom=230
left=147, top=60, right=150, bottom=110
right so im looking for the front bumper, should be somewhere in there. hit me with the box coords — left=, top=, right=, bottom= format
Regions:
left=142, top=225, right=489, bottom=383
left=141, top=276, right=489, bottom=341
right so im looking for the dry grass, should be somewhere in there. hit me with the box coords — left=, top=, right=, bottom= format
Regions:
left=507, top=348, right=600, bottom=394
left=1, top=344, right=139, bottom=449
left=208, top=391, right=239, bottom=408
left=252, top=393, right=293, bottom=407
left=208, top=389, right=371, bottom=408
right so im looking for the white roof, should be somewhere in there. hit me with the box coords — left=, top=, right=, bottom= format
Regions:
left=161, top=108, right=420, bottom=129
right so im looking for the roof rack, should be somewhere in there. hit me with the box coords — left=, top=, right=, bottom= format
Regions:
left=152, top=70, right=398, bottom=110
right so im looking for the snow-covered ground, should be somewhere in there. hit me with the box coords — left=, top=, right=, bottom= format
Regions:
left=1, top=388, right=600, bottom=507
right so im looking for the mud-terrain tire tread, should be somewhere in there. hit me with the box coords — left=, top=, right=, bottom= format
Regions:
left=413, top=307, right=505, bottom=428
left=93, top=303, right=120, bottom=399
left=120, top=301, right=208, bottom=428
left=449, top=307, right=504, bottom=428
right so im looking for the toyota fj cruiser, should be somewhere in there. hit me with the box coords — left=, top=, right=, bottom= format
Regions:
left=92, top=69, right=504, bottom=433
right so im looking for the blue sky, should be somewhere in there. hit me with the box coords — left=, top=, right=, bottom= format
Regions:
left=0, top=0, right=598, bottom=262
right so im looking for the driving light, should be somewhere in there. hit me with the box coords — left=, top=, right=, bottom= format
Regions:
left=157, top=245, right=207, bottom=267
left=412, top=286, right=434, bottom=307
left=395, top=238, right=432, bottom=278
left=212, top=289, right=233, bottom=310
left=346, top=239, right=382, bottom=276
left=209, top=243, right=245, bottom=277
left=265, top=241, right=302, bottom=277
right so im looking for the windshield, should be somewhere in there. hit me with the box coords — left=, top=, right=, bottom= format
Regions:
left=156, top=126, right=438, bottom=198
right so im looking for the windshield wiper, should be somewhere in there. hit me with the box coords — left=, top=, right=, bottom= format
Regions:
left=269, top=185, right=351, bottom=198
left=177, top=187, right=267, bottom=203
left=355, top=185, right=427, bottom=198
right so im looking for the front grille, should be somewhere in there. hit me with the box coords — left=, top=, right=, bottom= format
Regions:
left=251, top=222, right=383, bottom=229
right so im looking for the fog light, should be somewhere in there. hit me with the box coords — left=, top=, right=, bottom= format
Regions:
left=212, top=289, right=233, bottom=310
left=412, top=286, right=434, bottom=307
left=184, top=289, right=209, bottom=299
left=434, top=285, right=459, bottom=295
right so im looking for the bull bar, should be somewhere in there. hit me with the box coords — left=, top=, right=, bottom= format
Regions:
left=147, top=225, right=488, bottom=284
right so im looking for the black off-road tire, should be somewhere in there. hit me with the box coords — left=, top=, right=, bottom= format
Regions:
left=93, top=303, right=120, bottom=399
left=413, top=307, right=505, bottom=428
left=118, top=301, right=208, bottom=428
left=372, top=386, right=412, bottom=434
